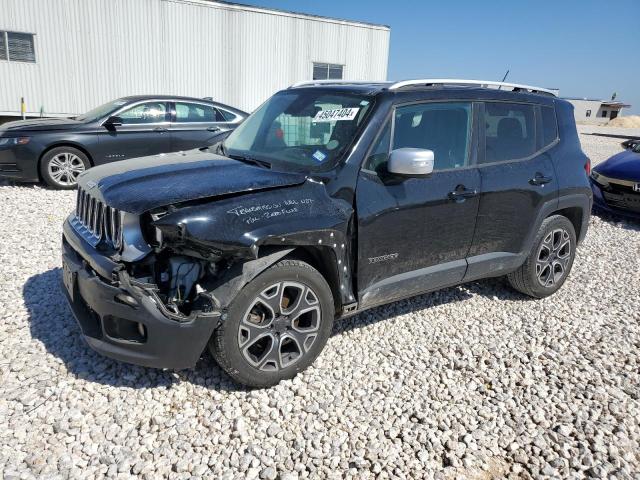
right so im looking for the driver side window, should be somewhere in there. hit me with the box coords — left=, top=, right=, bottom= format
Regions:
left=119, top=102, right=168, bottom=125
left=366, top=102, right=472, bottom=173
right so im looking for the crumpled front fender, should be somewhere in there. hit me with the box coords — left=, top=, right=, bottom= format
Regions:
left=154, top=179, right=356, bottom=307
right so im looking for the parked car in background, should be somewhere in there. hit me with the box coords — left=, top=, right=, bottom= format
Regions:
left=591, top=140, right=640, bottom=218
left=621, top=138, right=640, bottom=151
left=60, top=79, right=592, bottom=387
left=0, top=96, right=247, bottom=189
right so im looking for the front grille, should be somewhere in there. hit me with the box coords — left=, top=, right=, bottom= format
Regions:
left=74, top=187, right=122, bottom=248
left=602, top=191, right=640, bottom=213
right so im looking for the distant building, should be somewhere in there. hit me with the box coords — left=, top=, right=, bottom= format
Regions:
left=564, top=98, right=631, bottom=124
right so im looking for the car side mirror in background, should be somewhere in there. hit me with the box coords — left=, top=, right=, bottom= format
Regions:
left=387, top=148, right=434, bottom=176
left=104, top=116, right=123, bottom=128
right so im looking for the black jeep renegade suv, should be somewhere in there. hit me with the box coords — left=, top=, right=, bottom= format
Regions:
left=61, top=79, right=592, bottom=387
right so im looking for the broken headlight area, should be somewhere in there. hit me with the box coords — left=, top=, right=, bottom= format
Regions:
left=123, top=251, right=223, bottom=321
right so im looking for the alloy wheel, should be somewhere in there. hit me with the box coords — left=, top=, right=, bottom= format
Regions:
left=238, top=281, right=321, bottom=371
left=536, top=228, right=571, bottom=287
left=47, top=152, right=86, bottom=186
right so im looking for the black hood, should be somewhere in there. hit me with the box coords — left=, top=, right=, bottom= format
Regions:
left=77, top=150, right=307, bottom=214
left=0, top=117, right=83, bottom=133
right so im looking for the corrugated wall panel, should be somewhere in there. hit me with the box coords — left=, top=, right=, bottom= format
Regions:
left=0, top=0, right=389, bottom=115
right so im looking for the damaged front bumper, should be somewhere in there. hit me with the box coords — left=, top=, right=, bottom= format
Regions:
left=61, top=218, right=221, bottom=370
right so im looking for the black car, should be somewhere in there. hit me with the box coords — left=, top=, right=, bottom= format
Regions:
left=60, top=79, right=592, bottom=387
left=0, top=95, right=247, bottom=189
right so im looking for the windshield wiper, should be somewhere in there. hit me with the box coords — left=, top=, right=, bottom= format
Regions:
left=228, top=154, right=271, bottom=169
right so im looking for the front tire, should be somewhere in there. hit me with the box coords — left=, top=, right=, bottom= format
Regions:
left=40, top=146, right=90, bottom=189
left=210, top=259, right=335, bottom=388
left=507, top=215, right=576, bottom=298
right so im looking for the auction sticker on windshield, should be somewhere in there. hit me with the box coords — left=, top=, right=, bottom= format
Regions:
left=313, top=108, right=359, bottom=122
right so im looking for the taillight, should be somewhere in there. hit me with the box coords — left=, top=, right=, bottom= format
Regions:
left=584, top=158, right=591, bottom=176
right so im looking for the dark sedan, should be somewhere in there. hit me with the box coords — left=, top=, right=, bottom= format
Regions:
left=0, top=95, right=247, bottom=188
left=590, top=140, right=640, bottom=219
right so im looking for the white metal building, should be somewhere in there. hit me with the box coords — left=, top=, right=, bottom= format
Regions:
left=564, top=98, right=631, bottom=125
left=0, top=0, right=390, bottom=119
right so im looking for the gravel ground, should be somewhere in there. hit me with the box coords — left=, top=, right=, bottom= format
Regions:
left=1, top=132, right=639, bottom=479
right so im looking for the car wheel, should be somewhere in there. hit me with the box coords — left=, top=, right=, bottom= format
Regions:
left=40, top=147, right=90, bottom=189
left=507, top=215, right=577, bottom=298
left=210, top=259, right=334, bottom=388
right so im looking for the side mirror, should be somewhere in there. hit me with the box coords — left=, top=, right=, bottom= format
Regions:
left=104, top=116, right=123, bottom=127
left=387, top=148, right=434, bottom=176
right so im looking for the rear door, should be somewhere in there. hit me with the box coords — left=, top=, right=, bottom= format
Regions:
left=95, top=101, right=171, bottom=163
left=465, top=101, right=559, bottom=279
left=169, top=101, right=232, bottom=151
left=356, top=101, right=481, bottom=308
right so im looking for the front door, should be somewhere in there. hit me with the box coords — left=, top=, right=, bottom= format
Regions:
left=169, top=101, right=232, bottom=151
left=356, top=101, right=480, bottom=309
left=95, top=101, right=171, bottom=164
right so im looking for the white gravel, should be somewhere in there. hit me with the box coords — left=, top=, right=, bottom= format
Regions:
left=1, top=132, right=639, bottom=479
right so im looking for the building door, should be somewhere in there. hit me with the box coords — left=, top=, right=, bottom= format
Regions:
left=610, top=110, right=618, bottom=120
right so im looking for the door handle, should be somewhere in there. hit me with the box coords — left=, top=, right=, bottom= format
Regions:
left=153, top=127, right=168, bottom=133
left=207, top=126, right=221, bottom=132
left=448, top=186, right=478, bottom=202
left=529, top=173, right=552, bottom=186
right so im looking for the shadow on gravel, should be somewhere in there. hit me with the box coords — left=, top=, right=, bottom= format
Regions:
left=591, top=207, right=640, bottom=231
left=24, top=268, right=524, bottom=390
left=23, top=268, right=247, bottom=393
left=333, top=277, right=523, bottom=337
left=0, top=179, right=51, bottom=190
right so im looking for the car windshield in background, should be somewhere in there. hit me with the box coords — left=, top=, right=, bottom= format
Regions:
left=75, top=99, right=128, bottom=122
left=223, top=91, right=373, bottom=170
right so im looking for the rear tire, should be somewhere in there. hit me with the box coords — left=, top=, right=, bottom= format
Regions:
left=40, top=146, right=90, bottom=189
left=507, top=215, right=576, bottom=298
left=210, top=259, right=334, bottom=388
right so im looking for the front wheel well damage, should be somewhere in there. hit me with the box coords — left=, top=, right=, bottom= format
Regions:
left=283, top=246, right=344, bottom=314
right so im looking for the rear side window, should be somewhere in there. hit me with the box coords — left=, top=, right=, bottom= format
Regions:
left=483, top=102, right=535, bottom=163
left=540, top=106, right=558, bottom=148
left=219, top=109, right=237, bottom=122
left=175, top=102, right=224, bottom=122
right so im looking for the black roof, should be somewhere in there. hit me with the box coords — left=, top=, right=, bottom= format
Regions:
left=288, top=83, right=559, bottom=105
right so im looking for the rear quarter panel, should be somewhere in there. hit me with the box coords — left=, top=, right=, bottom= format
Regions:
left=552, top=100, right=591, bottom=198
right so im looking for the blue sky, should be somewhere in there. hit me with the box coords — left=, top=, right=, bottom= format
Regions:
left=239, top=0, right=640, bottom=114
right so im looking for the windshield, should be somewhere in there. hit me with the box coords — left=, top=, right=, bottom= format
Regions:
left=75, top=98, right=129, bottom=122
left=223, top=91, right=373, bottom=170
left=633, top=142, right=640, bottom=153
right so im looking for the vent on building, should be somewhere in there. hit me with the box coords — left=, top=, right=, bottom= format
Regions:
left=1, top=31, right=36, bottom=63
left=313, top=63, right=343, bottom=80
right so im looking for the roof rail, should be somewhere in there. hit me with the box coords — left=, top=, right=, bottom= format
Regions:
left=290, top=79, right=388, bottom=88
left=388, top=79, right=558, bottom=97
